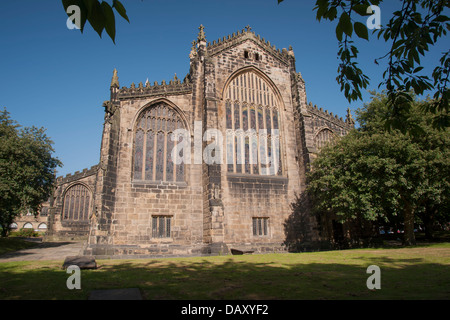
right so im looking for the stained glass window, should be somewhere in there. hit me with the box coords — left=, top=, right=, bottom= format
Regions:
left=152, top=216, right=171, bottom=238
left=133, top=103, right=185, bottom=182
left=62, top=184, right=91, bottom=221
left=252, top=217, right=269, bottom=236
left=225, top=70, right=283, bottom=176
left=315, top=128, right=335, bottom=151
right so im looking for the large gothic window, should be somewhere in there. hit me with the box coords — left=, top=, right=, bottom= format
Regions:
left=63, top=184, right=91, bottom=221
left=133, top=103, right=185, bottom=182
left=315, top=128, right=336, bottom=151
left=225, top=70, right=282, bottom=176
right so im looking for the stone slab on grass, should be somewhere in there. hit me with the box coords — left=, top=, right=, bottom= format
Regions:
left=62, top=256, right=97, bottom=269
left=88, top=288, right=143, bottom=300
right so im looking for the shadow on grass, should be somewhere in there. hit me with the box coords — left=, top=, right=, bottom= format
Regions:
left=0, top=241, right=74, bottom=259
left=0, top=254, right=448, bottom=300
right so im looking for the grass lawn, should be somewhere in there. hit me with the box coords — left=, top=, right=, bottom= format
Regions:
left=0, top=243, right=449, bottom=300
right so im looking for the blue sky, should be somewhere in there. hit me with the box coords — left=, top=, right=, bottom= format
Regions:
left=0, top=1, right=447, bottom=177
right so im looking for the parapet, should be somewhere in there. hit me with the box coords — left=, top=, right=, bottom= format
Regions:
left=56, top=164, right=99, bottom=185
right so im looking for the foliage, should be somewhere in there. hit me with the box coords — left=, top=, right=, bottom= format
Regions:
left=0, top=109, right=61, bottom=237
left=306, top=93, right=450, bottom=246
left=9, top=228, right=42, bottom=238
left=278, top=0, right=450, bottom=131
left=62, top=0, right=129, bottom=43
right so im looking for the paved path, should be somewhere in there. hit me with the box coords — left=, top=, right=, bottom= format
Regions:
left=0, top=240, right=86, bottom=262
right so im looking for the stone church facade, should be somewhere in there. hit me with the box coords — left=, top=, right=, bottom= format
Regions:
left=45, top=26, right=354, bottom=257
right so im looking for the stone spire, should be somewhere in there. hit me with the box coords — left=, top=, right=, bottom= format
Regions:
left=189, top=40, right=197, bottom=60
left=110, top=68, right=119, bottom=88
left=197, top=24, right=206, bottom=42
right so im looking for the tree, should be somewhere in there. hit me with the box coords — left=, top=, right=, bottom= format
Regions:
left=306, top=93, right=449, bottom=246
left=278, top=0, right=449, bottom=131
left=0, top=109, right=62, bottom=237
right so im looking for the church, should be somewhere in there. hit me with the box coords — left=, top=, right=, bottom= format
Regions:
left=45, top=26, right=354, bottom=257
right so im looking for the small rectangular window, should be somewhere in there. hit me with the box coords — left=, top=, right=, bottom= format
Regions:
left=152, top=216, right=172, bottom=238
left=252, top=217, right=268, bottom=236
left=244, top=50, right=249, bottom=59
left=254, top=53, right=260, bottom=61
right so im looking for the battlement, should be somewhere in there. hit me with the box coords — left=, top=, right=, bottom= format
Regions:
left=118, top=74, right=192, bottom=100
left=56, top=164, right=99, bottom=185
left=306, top=102, right=355, bottom=129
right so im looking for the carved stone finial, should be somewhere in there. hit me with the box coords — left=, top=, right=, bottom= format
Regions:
left=245, top=25, right=252, bottom=32
left=111, top=68, right=119, bottom=88
left=346, top=108, right=355, bottom=125
left=174, top=73, right=180, bottom=84
left=198, top=24, right=206, bottom=42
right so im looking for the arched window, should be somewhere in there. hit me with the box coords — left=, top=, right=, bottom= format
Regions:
left=133, top=103, right=185, bottom=182
left=224, top=70, right=282, bottom=176
left=23, top=223, right=33, bottom=229
left=63, top=184, right=91, bottom=221
left=38, top=223, right=47, bottom=230
left=315, top=128, right=336, bottom=151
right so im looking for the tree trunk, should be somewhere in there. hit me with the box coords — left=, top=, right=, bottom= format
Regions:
left=423, top=207, right=437, bottom=240
left=403, top=201, right=416, bottom=246
left=0, top=224, right=9, bottom=237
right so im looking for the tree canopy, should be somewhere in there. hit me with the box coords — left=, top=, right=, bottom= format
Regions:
left=306, top=93, right=450, bottom=246
left=279, top=0, right=450, bottom=131
left=0, top=109, right=61, bottom=236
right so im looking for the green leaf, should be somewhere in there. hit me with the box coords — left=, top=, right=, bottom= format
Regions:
left=87, top=1, right=105, bottom=38
left=352, top=4, right=370, bottom=16
left=113, top=0, right=129, bottom=23
left=354, top=22, right=369, bottom=40
left=101, top=1, right=116, bottom=43
left=82, top=0, right=95, bottom=12
left=339, top=12, right=353, bottom=37
left=336, top=23, right=344, bottom=42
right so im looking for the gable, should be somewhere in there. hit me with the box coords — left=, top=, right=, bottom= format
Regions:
left=206, top=30, right=291, bottom=67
